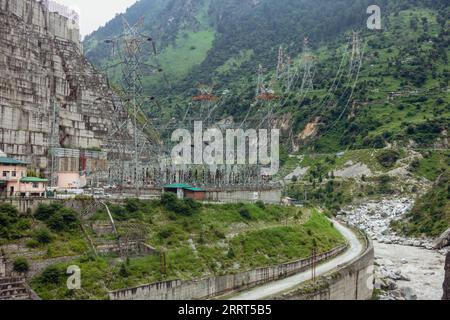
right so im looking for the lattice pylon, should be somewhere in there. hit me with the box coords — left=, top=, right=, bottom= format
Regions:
left=276, top=45, right=285, bottom=79
left=300, top=37, right=315, bottom=95
left=349, top=31, right=362, bottom=74
left=102, top=16, right=161, bottom=194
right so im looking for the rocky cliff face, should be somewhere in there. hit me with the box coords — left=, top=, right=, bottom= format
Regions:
left=0, top=0, right=128, bottom=173
left=444, top=252, right=450, bottom=300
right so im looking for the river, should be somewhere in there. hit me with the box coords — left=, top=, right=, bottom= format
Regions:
left=340, top=198, right=447, bottom=300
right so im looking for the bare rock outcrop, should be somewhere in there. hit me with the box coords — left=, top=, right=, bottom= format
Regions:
left=334, top=161, right=373, bottom=178
left=434, top=227, right=450, bottom=250
left=443, top=252, right=450, bottom=300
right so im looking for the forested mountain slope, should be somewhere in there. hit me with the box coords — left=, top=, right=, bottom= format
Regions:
left=84, top=0, right=449, bottom=153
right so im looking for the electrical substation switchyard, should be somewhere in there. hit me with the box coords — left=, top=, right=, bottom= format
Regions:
left=95, top=19, right=365, bottom=193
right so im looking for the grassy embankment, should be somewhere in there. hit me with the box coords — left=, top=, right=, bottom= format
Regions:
left=22, top=196, right=345, bottom=300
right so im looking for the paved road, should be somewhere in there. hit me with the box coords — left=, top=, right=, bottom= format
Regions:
left=229, top=220, right=364, bottom=300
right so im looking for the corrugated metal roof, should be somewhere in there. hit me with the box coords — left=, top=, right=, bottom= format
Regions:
left=20, top=177, right=48, bottom=183
left=187, top=187, right=205, bottom=192
left=0, top=157, right=27, bottom=165
left=164, top=183, right=192, bottom=189
left=163, top=183, right=205, bottom=192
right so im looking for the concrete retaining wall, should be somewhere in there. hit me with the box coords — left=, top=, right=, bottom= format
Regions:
left=0, top=187, right=282, bottom=214
left=3, top=254, right=81, bottom=279
left=0, top=197, right=53, bottom=214
left=25, top=255, right=81, bottom=279
left=108, top=245, right=347, bottom=300
left=274, top=231, right=374, bottom=300
left=206, top=188, right=282, bottom=204
left=112, top=187, right=282, bottom=204
left=0, top=254, right=6, bottom=277
left=96, top=241, right=157, bottom=257
left=0, top=197, right=124, bottom=214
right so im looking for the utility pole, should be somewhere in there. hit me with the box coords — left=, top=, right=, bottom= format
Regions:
left=311, top=247, right=317, bottom=283
left=160, top=248, right=167, bottom=278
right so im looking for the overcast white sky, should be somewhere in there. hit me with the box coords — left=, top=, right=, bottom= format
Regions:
left=54, top=0, right=138, bottom=38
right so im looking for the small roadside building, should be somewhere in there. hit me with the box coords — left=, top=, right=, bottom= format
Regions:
left=19, top=177, right=48, bottom=198
left=0, top=155, right=48, bottom=198
left=163, top=183, right=206, bottom=201
left=1, top=156, right=28, bottom=197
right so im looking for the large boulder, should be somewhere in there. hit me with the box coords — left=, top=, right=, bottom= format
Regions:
left=400, top=287, right=417, bottom=301
left=381, top=278, right=398, bottom=291
left=433, top=228, right=450, bottom=250
left=443, top=252, right=450, bottom=300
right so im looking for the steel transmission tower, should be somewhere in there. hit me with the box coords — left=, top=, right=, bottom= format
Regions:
left=276, top=45, right=285, bottom=79
left=104, top=17, right=161, bottom=195
left=279, top=49, right=300, bottom=94
left=192, top=84, right=218, bottom=126
left=48, top=96, right=60, bottom=188
left=299, top=37, right=315, bottom=95
left=350, top=31, right=362, bottom=74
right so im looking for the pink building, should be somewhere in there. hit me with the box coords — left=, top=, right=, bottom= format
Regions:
left=0, top=156, right=47, bottom=198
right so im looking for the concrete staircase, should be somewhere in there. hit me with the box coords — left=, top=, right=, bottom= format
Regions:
left=0, top=277, right=31, bottom=300
left=0, top=253, right=33, bottom=300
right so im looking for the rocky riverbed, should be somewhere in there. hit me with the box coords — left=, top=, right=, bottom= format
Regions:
left=374, top=242, right=445, bottom=300
left=338, top=198, right=448, bottom=300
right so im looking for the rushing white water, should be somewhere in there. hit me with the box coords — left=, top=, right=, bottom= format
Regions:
left=374, top=241, right=445, bottom=300
left=340, top=198, right=447, bottom=300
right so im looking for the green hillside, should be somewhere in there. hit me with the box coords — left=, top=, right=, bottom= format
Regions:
left=9, top=199, right=343, bottom=300
left=392, top=172, right=450, bottom=237
left=84, top=0, right=449, bottom=155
